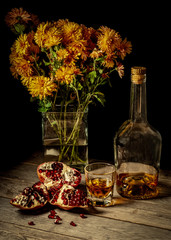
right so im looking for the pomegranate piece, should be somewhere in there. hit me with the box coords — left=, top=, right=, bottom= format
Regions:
left=54, top=219, right=62, bottom=224
left=10, top=182, right=49, bottom=210
left=50, top=210, right=57, bottom=216
left=80, top=213, right=87, bottom=218
left=70, top=221, right=77, bottom=226
left=48, top=214, right=56, bottom=219
left=49, top=184, right=89, bottom=210
left=28, top=221, right=35, bottom=225
left=37, top=162, right=81, bottom=189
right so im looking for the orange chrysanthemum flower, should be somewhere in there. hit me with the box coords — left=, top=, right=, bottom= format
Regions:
left=27, top=31, right=40, bottom=55
left=12, top=57, right=33, bottom=78
left=5, top=8, right=31, bottom=26
left=118, top=38, right=132, bottom=60
left=102, top=54, right=115, bottom=68
left=10, top=65, right=19, bottom=79
left=28, top=76, right=57, bottom=100
left=97, top=26, right=121, bottom=54
left=117, top=63, right=125, bottom=78
left=90, top=48, right=103, bottom=59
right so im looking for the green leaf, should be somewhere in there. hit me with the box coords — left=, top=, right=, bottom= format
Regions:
left=45, top=101, right=52, bottom=108
left=38, top=106, right=47, bottom=112
left=14, top=24, right=25, bottom=34
left=93, top=92, right=106, bottom=106
left=50, top=47, right=57, bottom=58
left=77, top=82, right=83, bottom=90
left=38, top=99, right=52, bottom=112
left=43, top=59, right=51, bottom=66
left=99, top=69, right=103, bottom=74
left=88, top=71, right=97, bottom=84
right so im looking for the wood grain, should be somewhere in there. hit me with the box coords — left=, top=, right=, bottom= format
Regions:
left=0, top=152, right=171, bottom=240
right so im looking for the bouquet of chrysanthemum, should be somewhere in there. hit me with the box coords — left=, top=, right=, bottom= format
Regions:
left=5, top=8, right=132, bottom=165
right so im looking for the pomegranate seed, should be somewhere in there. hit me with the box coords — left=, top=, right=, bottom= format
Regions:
left=50, top=210, right=57, bottom=216
left=63, top=199, right=68, bottom=205
left=70, top=221, right=77, bottom=227
left=80, top=214, right=87, bottom=218
left=48, top=214, right=56, bottom=219
left=28, top=221, right=35, bottom=225
left=56, top=215, right=62, bottom=221
left=80, top=213, right=87, bottom=218
left=54, top=219, right=62, bottom=224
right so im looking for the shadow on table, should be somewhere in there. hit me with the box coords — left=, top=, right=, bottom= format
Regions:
left=157, top=181, right=171, bottom=198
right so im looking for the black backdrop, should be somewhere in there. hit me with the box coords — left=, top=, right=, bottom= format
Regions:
left=1, top=0, right=170, bottom=169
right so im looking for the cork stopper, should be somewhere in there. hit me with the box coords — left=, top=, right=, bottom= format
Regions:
left=131, top=66, right=146, bottom=84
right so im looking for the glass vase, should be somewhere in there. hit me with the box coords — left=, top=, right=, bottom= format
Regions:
left=42, top=106, right=88, bottom=172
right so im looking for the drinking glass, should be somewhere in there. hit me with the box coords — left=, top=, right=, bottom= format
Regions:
left=85, top=162, right=115, bottom=207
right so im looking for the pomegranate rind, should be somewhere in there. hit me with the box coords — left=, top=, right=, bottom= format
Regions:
left=37, top=162, right=82, bottom=189
left=10, top=181, right=49, bottom=210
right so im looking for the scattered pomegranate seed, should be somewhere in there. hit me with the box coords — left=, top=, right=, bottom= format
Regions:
left=80, top=214, right=87, bottom=219
left=50, top=210, right=57, bottom=216
left=70, top=221, right=77, bottom=227
left=48, top=214, right=56, bottom=219
left=54, top=219, right=62, bottom=224
left=28, top=221, right=35, bottom=225
left=56, top=215, right=62, bottom=221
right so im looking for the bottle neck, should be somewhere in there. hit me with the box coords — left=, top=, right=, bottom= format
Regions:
left=130, top=80, right=147, bottom=123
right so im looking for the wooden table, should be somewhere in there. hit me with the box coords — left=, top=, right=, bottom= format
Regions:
left=0, top=152, right=171, bottom=240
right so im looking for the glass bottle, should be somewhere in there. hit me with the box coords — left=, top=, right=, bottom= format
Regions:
left=114, top=67, right=162, bottom=199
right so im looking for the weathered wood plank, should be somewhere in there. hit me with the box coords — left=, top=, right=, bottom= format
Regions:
left=1, top=168, right=171, bottom=231
left=90, top=198, right=171, bottom=231
left=1, top=152, right=171, bottom=237
left=0, top=222, right=84, bottom=240
left=0, top=177, right=36, bottom=199
left=1, top=197, right=171, bottom=240
left=0, top=162, right=39, bottom=182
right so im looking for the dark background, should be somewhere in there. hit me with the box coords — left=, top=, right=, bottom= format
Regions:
left=1, top=0, right=170, bottom=169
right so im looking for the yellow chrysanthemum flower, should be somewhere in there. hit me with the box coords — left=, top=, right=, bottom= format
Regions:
left=62, top=21, right=82, bottom=45
left=56, top=48, right=69, bottom=61
left=15, top=34, right=30, bottom=55
left=9, top=42, right=19, bottom=64
left=21, top=76, right=33, bottom=87
left=34, top=22, right=61, bottom=48
left=28, top=76, right=57, bottom=100
left=55, top=65, right=80, bottom=84
left=67, top=40, right=87, bottom=61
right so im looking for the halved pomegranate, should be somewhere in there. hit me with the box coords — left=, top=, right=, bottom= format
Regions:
left=49, top=184, right=89, bottom=210
left=37, top=162, right=81, bottom=189
left=10, top=181, right=49, bottom=210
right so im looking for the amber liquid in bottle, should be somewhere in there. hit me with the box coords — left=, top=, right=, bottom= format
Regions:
left=116, top=165, right=159, bottom=199
left=114, top=67, right=162, bottom=199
